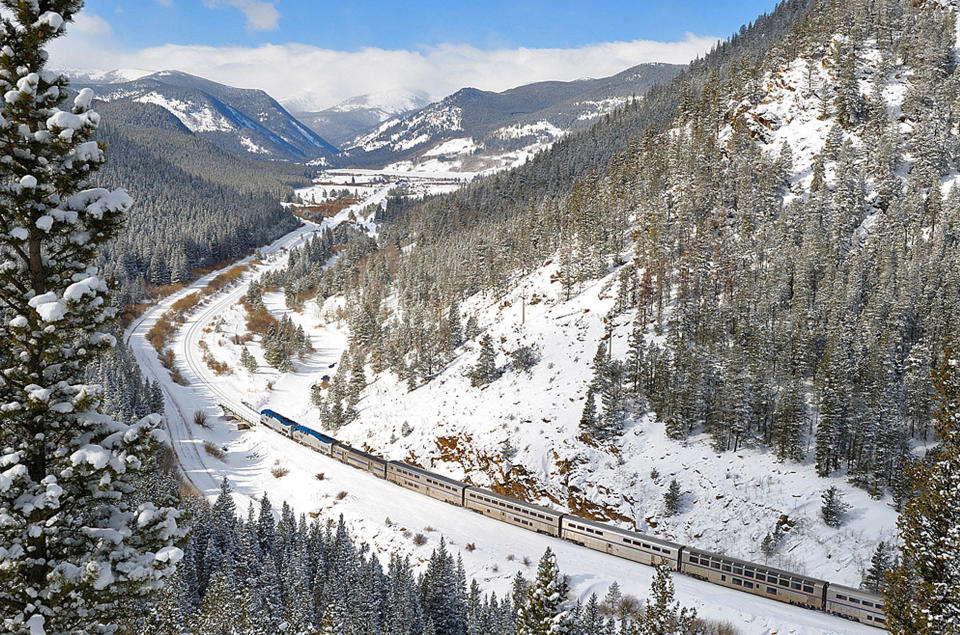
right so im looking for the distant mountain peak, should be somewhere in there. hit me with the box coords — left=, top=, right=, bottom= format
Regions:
left=68, top=69, right=337, bottom=162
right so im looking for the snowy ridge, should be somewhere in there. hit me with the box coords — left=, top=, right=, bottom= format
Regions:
left=71, top=70, right=338, bottom=162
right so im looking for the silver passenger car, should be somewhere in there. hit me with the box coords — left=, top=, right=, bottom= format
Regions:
left=561, top=517, right=681, bottom=569
left=464, top=488, right=563, bottom=536
left=681, top=548, right=827, bottom=610
left=387, top=461, right=467, bottom=505
left=825, top=583, right=887, bottom=628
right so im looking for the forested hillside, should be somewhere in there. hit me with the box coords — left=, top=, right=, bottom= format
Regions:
left=249, top=0, right=960, bottom=572
left=92, top=100, right=308, bottom=306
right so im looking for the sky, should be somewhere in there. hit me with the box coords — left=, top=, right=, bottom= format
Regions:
left=48, top=0, right=781, bottom=111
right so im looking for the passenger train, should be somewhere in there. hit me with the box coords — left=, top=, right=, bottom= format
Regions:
left=258, top=409, right=887, bottom=629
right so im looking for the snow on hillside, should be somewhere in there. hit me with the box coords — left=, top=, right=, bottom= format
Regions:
left=238, top=260, right=899, bottom=591
left=134, top=92, right=235, bottom=133
left=128, top=202, right=877, bottom=635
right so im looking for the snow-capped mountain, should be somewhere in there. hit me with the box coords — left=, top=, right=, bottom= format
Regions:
left=70, top=70, right=338, bottom=162
left=288, top=89, right=432, bottom=148
left=338, top=63, right=682, bottom=171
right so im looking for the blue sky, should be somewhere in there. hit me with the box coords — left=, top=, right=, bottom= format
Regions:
left=92, top=0, right=778, bottom=51
left=52, top=1, right=780, bottom=111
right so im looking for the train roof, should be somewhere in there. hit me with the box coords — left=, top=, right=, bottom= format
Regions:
left=684, top=545, right=827, bottom=584
left=388, top=460, right=468, bottom=488
left=827, top=583, right=885, bottom=600
left=261, top=409, right=295, bottom=425
left=468, top=486, right=564, bottom=518
left=564, top=515, right=683, bottom=550
left=292, top=425, right=336, bottom=444
left=341, top=444, right=382, bottom=462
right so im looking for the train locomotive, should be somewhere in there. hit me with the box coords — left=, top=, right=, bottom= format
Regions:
left=257, top=409, right=886, bottom=629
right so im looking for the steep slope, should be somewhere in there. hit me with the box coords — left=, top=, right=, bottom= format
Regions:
left=92, top=100, right=306, bottom=306
left=201, top=0, right=960, bottom=592
left=74, top=70, right=338, bottom=162
left=290, top=89, right=431, bottom=147
left=339, top=63, right=682, bottom=170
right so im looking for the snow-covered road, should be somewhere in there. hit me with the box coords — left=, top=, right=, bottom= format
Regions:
left=126, top=181, right=879, bottom=634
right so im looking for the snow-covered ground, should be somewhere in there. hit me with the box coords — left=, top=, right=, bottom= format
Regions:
left=127, top=211, right=881, bottom=634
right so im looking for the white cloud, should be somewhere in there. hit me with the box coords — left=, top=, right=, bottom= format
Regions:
left=49, top=27, right=719, bottom=112
left=203, top=0, right=279, bottom=31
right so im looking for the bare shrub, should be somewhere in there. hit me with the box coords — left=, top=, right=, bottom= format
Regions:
left=203, top=441, right=224, bottom=459
left=522, top=556, right=531, bottom=567
left=335, top=491, right=347, bottom=500
left=159, top=349, right=175, bottom=369
left=412, top=533, right=427, bottom=546
left=170, top=370, right=188, bottom=385
left=193, top=410, right=209, bottom=428
left=465, top=543, right=476, bottom=552
left=315, top=472, right=325, bottom=481
left=270, top=465, right=290, bottom=478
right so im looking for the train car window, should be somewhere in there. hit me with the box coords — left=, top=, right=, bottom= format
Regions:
left=836, top=594, right=848, bottom=601
left=862, top=600, right=873, bottom=608
left=791, top=582, right=801, bottom=590
left=688, top=555, right=698, bottom=564
left=744, top=581, right=754, bottom=589
left=733, top=567, right=743, bottom=575
left=732, top=578, right=742, bottom=586
left=767, top=587, right=777, bottom=595
left=850, top=598, right=861, bottom=604
left=803, top=585, right=814, bottom=593
left=722, top=564, right=732, bottom=572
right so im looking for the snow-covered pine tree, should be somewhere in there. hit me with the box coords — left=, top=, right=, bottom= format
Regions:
left=862, top=541, right=892, bottom=593
left=240, top=346, right=257, bottom=373
left=631, top=564, right=697, bottom=635
left=469, top=334, right=498, bottom=387
left=820, top=485, right=850, bottom=528
left=515, top=548, right=573, bottom=635
left=885, top=348, right=960, bottom=634
left=0, top=4, right=184, bottom=633
left=663, top=479, right=682, bottom=516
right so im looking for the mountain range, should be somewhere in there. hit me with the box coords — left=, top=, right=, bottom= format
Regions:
left=68, top=70, right=339, bottom=163
left=68, top=62, right=681, bottom=171
left=338, top=62, right=682, bottom=171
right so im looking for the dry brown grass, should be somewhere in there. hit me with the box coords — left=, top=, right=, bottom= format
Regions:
left=271, top=465, right=290, bottom=478
left=244, top=301, right=279, bottom=336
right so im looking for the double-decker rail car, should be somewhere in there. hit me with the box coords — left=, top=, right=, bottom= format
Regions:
left=464, top=487, right=563, bottom=537
left=561, top=517, right=682, bottom=569
left=681, top=548, right=826, bottom=610
left=291, top=425, right=337, bottom=455
left=825, top=584, right=887, bottom=628
left=387, top=461, right=467, bottom=505
left=336, top=444, right=387, bottom=478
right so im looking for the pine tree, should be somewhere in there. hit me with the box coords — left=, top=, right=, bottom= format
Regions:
left=579, top=388, right=598, bottom=439
left=820, top=486, right=850, bottom=528
left=632, top=565, right=697, bottom=635
left=885, top=349, right=960, bottom=634
left=516, top=548, right=573, bottom=635
left=469, top=334, right=498, bottom=387
left=862, top=541, right=892, bottom=593
left=0, top=6, right=185, bottom=633
left=663, top=479, right=682, bottom=516
left=240, top=346, right=258, bottom=373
